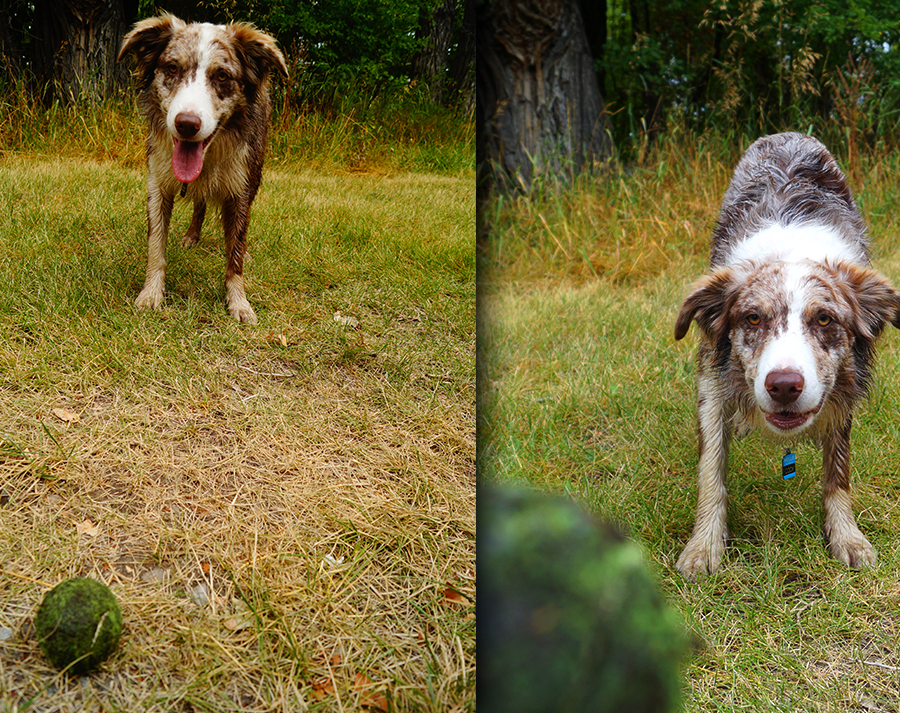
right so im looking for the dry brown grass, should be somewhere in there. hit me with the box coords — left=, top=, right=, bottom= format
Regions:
left=0, top=156, right=474, bottom=712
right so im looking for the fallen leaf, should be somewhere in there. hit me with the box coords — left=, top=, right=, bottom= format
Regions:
left=352, top=672, right=389, bottom=711
left=76, top=518, right=99, bottom=537
left=223, top=613, right=254, bottom=631
left=189, top=583, right=210, bottom=607
left=311, top=676, right=335, bottom=701
left=352, top=672, right=372, bottom=690
left=52, top=408, right=80, bottom=424
left=223, top=601, right=255, bottom=631
left=442, top=586, right=470, bottom=607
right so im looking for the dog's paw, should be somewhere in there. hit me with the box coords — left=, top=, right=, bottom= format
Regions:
left=828, top=531, right=877, bottom=569
left=135, top=286, right=164, bottom=311
left=180, top=231, right=200, bottom=249
left=225, top=276, right=256, bottom=324
left=676, top=535, right=725, bottom=579
left=227, top=299, right=257, bottom=324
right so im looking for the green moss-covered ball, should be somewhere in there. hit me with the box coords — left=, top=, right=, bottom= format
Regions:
left=480, top=484, right=686, bottom=713
left=34, top=577, right=122, bottom=675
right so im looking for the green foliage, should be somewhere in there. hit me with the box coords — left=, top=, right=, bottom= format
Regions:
left=147, top=0, right=442, bottom=84
left=266, top=0, right=430, bottom=81
left=4, top=0, right=471, bottom=105
left=596, top=0, right=900, bottom=156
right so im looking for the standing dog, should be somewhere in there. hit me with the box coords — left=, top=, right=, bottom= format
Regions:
left=118, top=14, right=287, bottom=323
left=675, top=132, right=900, bottom=577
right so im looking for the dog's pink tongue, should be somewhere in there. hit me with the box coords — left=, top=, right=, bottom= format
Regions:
left=172, top=140, right=204, bottom=183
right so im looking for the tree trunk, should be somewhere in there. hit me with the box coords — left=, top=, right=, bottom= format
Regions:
left=32, top=0, right=128, bottom=103
left=577, top=0, right=607, bottom=96
left=446, top=0, right=475, bottom=111
left=410, top=0, right=456, bottom=104
left=477, top=0, right=614, bottom=193
left=0, top=0, right=32, bottom=77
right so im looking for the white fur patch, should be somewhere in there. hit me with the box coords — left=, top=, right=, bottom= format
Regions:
left=727, top=223, right=865, bottom=267
left=752, top=264, right=826, bottom=430
left=166, top=24, right=220, bottom=140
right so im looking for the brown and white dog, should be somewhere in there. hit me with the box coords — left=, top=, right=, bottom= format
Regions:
left=118, top=14, right=288, bottom=323
left=675, top=132, right=900, bottom=577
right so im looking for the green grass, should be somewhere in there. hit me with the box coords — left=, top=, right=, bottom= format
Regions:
left=0, top=123, right=473, bottom=709
left=480, top=132, right=900, bottom=711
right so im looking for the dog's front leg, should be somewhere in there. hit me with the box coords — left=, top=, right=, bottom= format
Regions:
left=677, top=373, right=731, bottom=578
left=822, top=419, right=876, bottom=568
left=181, top=198, right=207, bottom=248
left=135, top=178, right=174, bottom=311
left=222, top=195, right=256, bottom=324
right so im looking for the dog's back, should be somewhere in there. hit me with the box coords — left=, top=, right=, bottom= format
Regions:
left=710, top=132, right=868, bottom=269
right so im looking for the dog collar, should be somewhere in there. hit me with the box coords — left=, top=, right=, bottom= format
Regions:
left=782, top=448, right=796, bottom=479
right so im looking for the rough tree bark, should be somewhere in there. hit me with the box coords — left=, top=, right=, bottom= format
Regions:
left=33, top=0, right=129, bottom=103
left=410, top=0, right=456, bottom=103
left=446, top=0, right=475, bottom=110
left=477, top=0, right=614, bottom=193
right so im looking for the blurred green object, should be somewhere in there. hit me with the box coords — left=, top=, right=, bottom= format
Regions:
left=480, top=485, right=685, bottom=713
left=35, top=577, right=122, bottom=675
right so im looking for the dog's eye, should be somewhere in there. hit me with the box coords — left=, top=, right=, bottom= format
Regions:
left=165, top=63, right=179, bottom=77
left=746, top=313, right=762, bottom=326
left=816, top=314, right=832, bottom=327
left=215, top=70, right=230, bottom=83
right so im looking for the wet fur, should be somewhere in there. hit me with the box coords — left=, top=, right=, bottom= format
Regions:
left=118, top=14, right=288, bottom=323
left=675, top=133, right=900, bottom=577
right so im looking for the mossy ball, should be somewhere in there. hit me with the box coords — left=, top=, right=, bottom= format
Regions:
left=480, top=484, right=687, bottom=713
left=34, top=577, right=122, bottom=675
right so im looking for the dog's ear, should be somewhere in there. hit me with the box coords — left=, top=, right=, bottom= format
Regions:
left=118, top=14, right=184, bottom=88
left=674, top=267, right=737, bottom=341
left=836, top=264, right=900, bottom=338
left=231, top=23, right=289, bottom=91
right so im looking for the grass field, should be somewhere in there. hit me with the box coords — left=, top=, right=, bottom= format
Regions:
left=0, top=99, right=474, bottom=711
left=480, top=134, right=900, bottom=711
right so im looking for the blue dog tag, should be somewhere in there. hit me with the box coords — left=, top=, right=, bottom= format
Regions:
left=782, top=449, right=796, bottom=480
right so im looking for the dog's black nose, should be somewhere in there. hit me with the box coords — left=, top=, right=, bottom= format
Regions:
left=174, top=111, right=202, bottom=139
left=765, top=369, right=804, bottom=404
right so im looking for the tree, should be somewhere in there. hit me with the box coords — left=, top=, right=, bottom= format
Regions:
left=591, top=0, right=900, bottom=151
left=0, top=0, right=30, bottom=77
left=408, top=0, right=474, bottom=108
left=267, top=0, right=427, bottom=81
left=410, top=0, right=455, bottom=103
left=32, top=0, right=132, bottom=103
left=446, top=0, right=474, bottom=110
left=477, top=0, right=614, bottom=194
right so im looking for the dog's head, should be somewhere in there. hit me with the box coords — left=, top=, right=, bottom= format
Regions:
left=675, top=259, right=900, bottom=435
left=118, top=14, right=288, bottom=182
